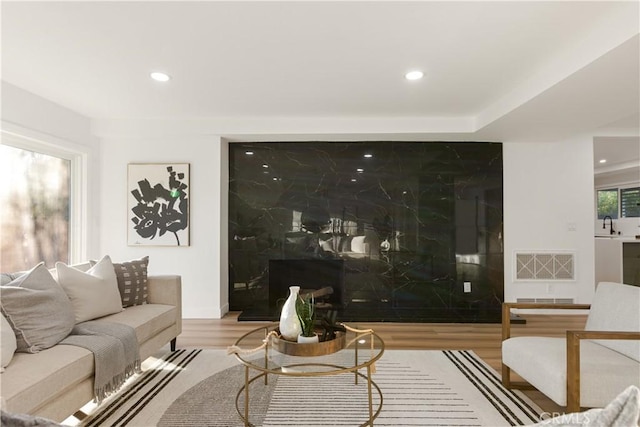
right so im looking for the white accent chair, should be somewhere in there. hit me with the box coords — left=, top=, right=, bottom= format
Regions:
left=501, top=282, right=640, bottom=412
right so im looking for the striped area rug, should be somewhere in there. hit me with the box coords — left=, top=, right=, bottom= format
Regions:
left=77, top=349, right=543, bottom=427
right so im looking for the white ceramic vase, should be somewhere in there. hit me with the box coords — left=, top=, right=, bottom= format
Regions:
left=297, top=334, right=319, bottom=344
left=279, top=286, right=302, bottom=341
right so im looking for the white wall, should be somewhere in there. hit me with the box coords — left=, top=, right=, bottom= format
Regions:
left=503, top=137, right=596, bottom=304
left=97, top=135, right=228, bottom=318
left=94, top=130, right=598, bottom=318
left=1, top=82, right=101, bottom=260
left=2, top=84, right=599, bottom=316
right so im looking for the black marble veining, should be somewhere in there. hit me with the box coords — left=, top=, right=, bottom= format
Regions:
left=229, top=141, right=503, bottom=322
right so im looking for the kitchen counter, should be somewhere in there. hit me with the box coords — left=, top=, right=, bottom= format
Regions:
left=595, top=238, right=640, bottom=286
left=594, top=235, right=640, bottom=241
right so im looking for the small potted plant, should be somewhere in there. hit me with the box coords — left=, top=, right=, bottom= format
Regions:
left=296, top=293, right=318, bottom=343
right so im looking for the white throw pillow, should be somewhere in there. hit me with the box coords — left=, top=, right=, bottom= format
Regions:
left=1, top=314, right=17, bottom=371
left=350, top=235, right=367, bottom=253
left=319, top=239, right=335, bottom=253
left=56, top=255, right=123, bottom=323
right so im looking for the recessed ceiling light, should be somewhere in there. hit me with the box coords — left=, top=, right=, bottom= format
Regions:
left=364, top=154, right=373, bottom=158
left=245, top=151, right=254, bottom=155
left=150, top=72, right=171, bottom=82
left=405, top=70, right=424, bottom=81
left=351, top=178, right=357, bottom=182
left=356, top=168, right=364, bottom=173
left=599, top=159, right=607, bottom=163
left=262, top=164, right=269, bottom=168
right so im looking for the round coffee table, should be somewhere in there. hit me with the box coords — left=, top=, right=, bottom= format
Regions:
left=231, top=324, right=385, bottom=426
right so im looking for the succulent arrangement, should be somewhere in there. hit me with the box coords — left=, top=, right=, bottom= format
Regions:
left=296, top=294, right=316, bottom=338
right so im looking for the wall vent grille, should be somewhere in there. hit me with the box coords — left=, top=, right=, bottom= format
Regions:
left=516, top=298, right=575, bottom=304
left=515, top=252, right=575, bottom=280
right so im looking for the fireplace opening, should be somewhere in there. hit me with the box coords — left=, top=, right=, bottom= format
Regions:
left=268, top=259, right=345, bottom=313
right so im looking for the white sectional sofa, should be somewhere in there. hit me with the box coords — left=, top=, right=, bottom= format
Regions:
left=1, top=264, right=182, bottom=423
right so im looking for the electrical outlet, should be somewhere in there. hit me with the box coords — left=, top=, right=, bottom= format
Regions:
left=463, top=281, right=472, bottom=293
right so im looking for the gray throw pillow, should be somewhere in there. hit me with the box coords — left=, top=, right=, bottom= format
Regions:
left=530, top=385, right=640, bottom=426
left=1, top=313, right=17, bottom=371
left=113, top=256, right=149, bottom=307
left=1, top=410, right=62, bottom=427
left=0, top=263, right=75, bottom=353
left=1, top=273, right=23, bottom=286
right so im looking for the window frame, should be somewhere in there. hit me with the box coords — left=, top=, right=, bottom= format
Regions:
left=595, top=182, right=640, bottom=220
left=620, top=186, right=640, bottom=218
left=1, top=127, right=88, bottom=264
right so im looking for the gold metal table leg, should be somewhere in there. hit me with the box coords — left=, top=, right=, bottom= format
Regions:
left=367, top=365, right=374, bottom=426
left=264, top=329, right=269, bottom=385
left=244, top=366, right=250, bottom=427
left=355, top=337, right=359, bottom=385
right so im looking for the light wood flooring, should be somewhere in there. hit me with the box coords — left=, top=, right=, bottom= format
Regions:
left=178, top=312, right=588, bottom=415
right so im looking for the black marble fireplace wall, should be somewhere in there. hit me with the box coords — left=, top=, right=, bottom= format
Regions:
left=229, top=141, right=504, bottom=322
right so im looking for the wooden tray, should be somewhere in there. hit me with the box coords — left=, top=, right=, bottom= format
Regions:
left=272, top=331, right=346, bottom=357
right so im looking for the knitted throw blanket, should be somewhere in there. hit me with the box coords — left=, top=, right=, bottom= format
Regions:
left=60, top=321, right=141, bottom=402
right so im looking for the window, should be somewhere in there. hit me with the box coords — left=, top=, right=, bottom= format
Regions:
left=1, top=144, right=71, bottom=271
left=621, top=187, right=640, bottom=218
left=597, top=186, right=640, bottom=220
left=597, top=189, right=618, bottom=219
left=0, top=128, right=85, bottom=272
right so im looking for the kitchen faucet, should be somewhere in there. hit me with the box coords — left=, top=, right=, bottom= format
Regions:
left=602, top=215, right=615, bottom=235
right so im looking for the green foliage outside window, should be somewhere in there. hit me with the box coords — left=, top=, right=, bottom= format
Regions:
left=597, top=189, right=618, bottom=219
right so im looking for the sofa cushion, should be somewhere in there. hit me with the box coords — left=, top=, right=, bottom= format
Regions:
left=0, top=263, right=75, bottom=353
left=113, top=256, right=149, bottom=307
left=0, top=345, right=94, bottom=416
left=97, top=304, right=178, bottom=344
left=56, top=255, right=123, bottom=323
left=502, top=336, right=640, bottom=407
left=585, top=282, right=640, bottom=362
left=1, top=313, right=17, bottom=371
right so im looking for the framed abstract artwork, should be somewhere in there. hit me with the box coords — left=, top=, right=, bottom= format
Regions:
left=127, top=163, right=190, bottom=246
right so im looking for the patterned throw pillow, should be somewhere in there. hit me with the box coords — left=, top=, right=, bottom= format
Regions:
left=113, top=256, right=149, bottom=307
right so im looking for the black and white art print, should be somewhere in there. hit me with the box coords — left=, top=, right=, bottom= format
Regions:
left=128, top=163, right=190, bottom=246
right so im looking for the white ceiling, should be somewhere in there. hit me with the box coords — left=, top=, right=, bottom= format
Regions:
left=594, top=136, right=640, bottom=175
left=1, top=1, right=639, bottom=146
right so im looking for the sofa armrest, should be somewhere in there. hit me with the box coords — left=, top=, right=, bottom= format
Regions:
left=566, top=330, right=640, bottom=412
left=502, top=299, right=640, bottom=412
left=501, top=302, right=591, bottom=340
left=147, top=275, right=182, bottom=336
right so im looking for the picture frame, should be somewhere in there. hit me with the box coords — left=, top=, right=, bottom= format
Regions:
left=127, top=163, right=190, bottom=246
